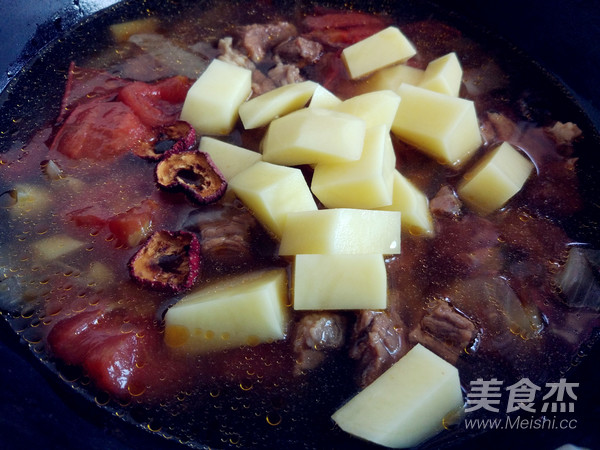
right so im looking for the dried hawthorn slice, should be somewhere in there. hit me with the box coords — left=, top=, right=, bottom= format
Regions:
left=156, top=149, right=227, bottom=204
left=128, top=230, right=201, bottom=292
left=134, top=121, right=196, bottom=161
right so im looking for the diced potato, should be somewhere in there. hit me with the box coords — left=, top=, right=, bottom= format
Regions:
left=199, top=136, right=261, bottom=180
left=311, top=125, right=395, bottom=209
left=357, top=64, right=425, bottom=94
left=391, top=83, right=482, bottom=167
left=180, top=59, right=252, bottom=135
left=332, top=344, right=463, bottom=449
left=10, top=184, right=50, bottom=216
left=342, top=26, right=417, bottom=79
left=33, top=235, right=84, bottom=260
left=377, top=170, right=433, bottom=236
left=238, top=80, right=318, bottom=129
left=457, top=141, right=534, bottom=215
left=261, top=108, right=366, bottom=166
left=164, top=268, right=289, bottom=354
left=419, top=52, right=463, bottom=97
left=279, top=209, right=401, bottom=255
left=229, top=161, right=317, bottom=238
left=333, top=90, right=401, bottom=131
left=293, top=254, right=387, bottom=310
left=87, top=261, right=115, bottom=288
left=308, top=84, right=342, bottom=109
left=109, top=17, right=159, bottom=42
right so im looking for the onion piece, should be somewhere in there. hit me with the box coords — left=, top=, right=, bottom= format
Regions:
left=555, top=247, right=600, bottom=311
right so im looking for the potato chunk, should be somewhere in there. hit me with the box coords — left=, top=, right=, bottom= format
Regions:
left=199, top=137, right=261, bottom=180
left=377, top=170, right=433, bottom=236
left=229, top=161, right=317, bottom=238
left=311, top=125, right=395, bottom=209
left=33, top=234, right=84, bottom=260
left=457, top=141, right=534, bottom=215
left=279, top=209, right=401, bottom=255
left=238, top=80, right=318, bottom=129
left=308, top=84, right=342, bottom=109
left=419, top=52, right=463, bottom=97
left=331, top=344, right=463, bottom=448
left=293, top=254, right=387, bottom=310
left=180, top=59, right=252, bottom=135
left=261, top=108, right=366, bottom=165
left=357, top=64, right=424, bottom=94
left=342, top=26, right=417, bottom=79
left=333, top=90, right=401, bottom=131
left=391, top=83, right=482, bottom=167
left=164, top=268, right=289, bottom=354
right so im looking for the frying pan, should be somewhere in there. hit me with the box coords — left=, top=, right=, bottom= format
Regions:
left=0, top=0, right=599, bottom=449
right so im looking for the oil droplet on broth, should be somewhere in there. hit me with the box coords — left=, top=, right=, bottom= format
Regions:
left=164, top=325, right=189, bottom=347
left=266, top=412, right=282, bottom=426
left=239, top=380, right=253, bottom=391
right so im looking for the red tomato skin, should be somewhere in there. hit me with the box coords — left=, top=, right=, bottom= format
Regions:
left=50, top=101, right=152, bottom=160
left=118, top=76, right=193, bottom=128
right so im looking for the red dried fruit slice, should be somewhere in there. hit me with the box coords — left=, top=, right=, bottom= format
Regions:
left=133, top=121, right=196, bottom=161
left=128, top=230, right=201, bottom=292
left=155, top=149, right=227, bottom=205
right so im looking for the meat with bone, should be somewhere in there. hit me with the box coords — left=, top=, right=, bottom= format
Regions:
left=349, top=310, right=408, bottom=388
left=292, top=312, right=347, bottom=374
left=409, top=298, right=479, bottom=364
left=237, top=22, right=298, bottom=63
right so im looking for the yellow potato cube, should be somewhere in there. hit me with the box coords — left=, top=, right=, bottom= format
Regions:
left=199, top=137, right=261, bottom=180
left=357, top=64, right=424, bottom=93
left=279, top=209, right=401, bottom=255
left=109, top=18, right=159, bottom=42
left=238, top=80, right=318, bottom=129
left=419, top=52, right=463, bottom=97
left=377, top=170, right=433, bottom=236
left=332, top=344, right=463, bottom=449
left=391, top=83, right=482, bottom=167
left=311, top=125, right=395, bottom=209
left=342, top=26, right=417, bottom=79
left=333, top=90, right=401, bottom=131
left=308, top=84, right=342, bottom=109
left=33, top=235, right=84, bottom=260
left=457, top=141, right=534, bottom=215
left=164, top=268, right=289, bottom=354
left=261, top=108, right=366, bottom=165
left=229, top=161, right=317, bottom=238
left=180, top=59, right=252, bottom=135
left=293, top=254, right=387, bottom=310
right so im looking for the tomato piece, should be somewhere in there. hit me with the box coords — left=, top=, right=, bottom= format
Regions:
left=118, top=75, right=193, bottom=128
left=303, top=12, right=388, bottom=31
left=107, top=199, right=159, bottom=247
left=47, top=307, right=168, bottom=399
left=50, top=101, right=153, bottom=160
left=67, top=206, right=108, bottom=229
left=59, top=62, right=131, bottom=123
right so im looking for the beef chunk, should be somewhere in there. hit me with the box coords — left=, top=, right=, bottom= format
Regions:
left=274, top=36, right=323, bottom=65
left=292, top=312, right=347, bottom=374
left=267, top=62, right=305, bottom=86
left=217, top=37, right=276, bottom=96
left=430, top=185, right=462, bottom=217
left=238, top=22, right=298, bottom=63
left=183, top=202, right=277, bottom=273
left=409, top=299, right=478, bottom=364
left=349, top=310, right=407, bottom=387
